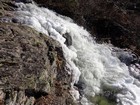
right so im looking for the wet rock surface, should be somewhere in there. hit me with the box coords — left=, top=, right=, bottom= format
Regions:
left=34, top=0, right=140, bottom=55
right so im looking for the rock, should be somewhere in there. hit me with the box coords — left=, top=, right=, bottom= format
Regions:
left=63, top=33, right=72, bottom=46
left=0, top=22, right=73, bottom=105
left=74, top=81, right=86, bottom=96
left=0, top=0, right=75, bottom=104
left=35, top=94, right=76, bottom=105
left=11, top=18, right=20, bottom=23
left=115, top=50, right=138, bottom=66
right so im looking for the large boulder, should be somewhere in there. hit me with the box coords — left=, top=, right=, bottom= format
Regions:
left=0, top=1, right=75, bottom=104
left=0, top=22, right=75, bottom=105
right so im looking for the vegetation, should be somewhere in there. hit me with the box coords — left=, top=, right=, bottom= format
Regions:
left=89, top=95, right=117, bottom=105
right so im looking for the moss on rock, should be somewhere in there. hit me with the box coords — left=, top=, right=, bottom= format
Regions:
left=90, top=95, right=117, bottom=105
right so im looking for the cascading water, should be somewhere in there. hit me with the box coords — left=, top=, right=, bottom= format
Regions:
left=11, top=2, right=140, bottom=105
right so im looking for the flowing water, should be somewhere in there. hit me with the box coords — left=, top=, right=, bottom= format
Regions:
left=12, top=2, right=140, bottom=105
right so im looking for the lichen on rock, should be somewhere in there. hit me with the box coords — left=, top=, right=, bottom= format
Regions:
left=0, top=0, right=75, bottom=102
left=0, top=22, right=74, bottom=104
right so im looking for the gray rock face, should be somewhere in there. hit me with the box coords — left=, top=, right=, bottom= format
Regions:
left=0, top=22, right=74, bottom=105
left=0, top=0, right=75, bottom=104
left=0, top=22, right=55, bottom=91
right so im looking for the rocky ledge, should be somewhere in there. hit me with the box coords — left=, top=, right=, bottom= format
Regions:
left=0, top=22, right=75, bottom=105
left=0, top=1, right=75, bottom=104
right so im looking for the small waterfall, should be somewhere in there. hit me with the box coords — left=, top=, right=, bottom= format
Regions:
left=13, top=2, right=140, bottom=105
